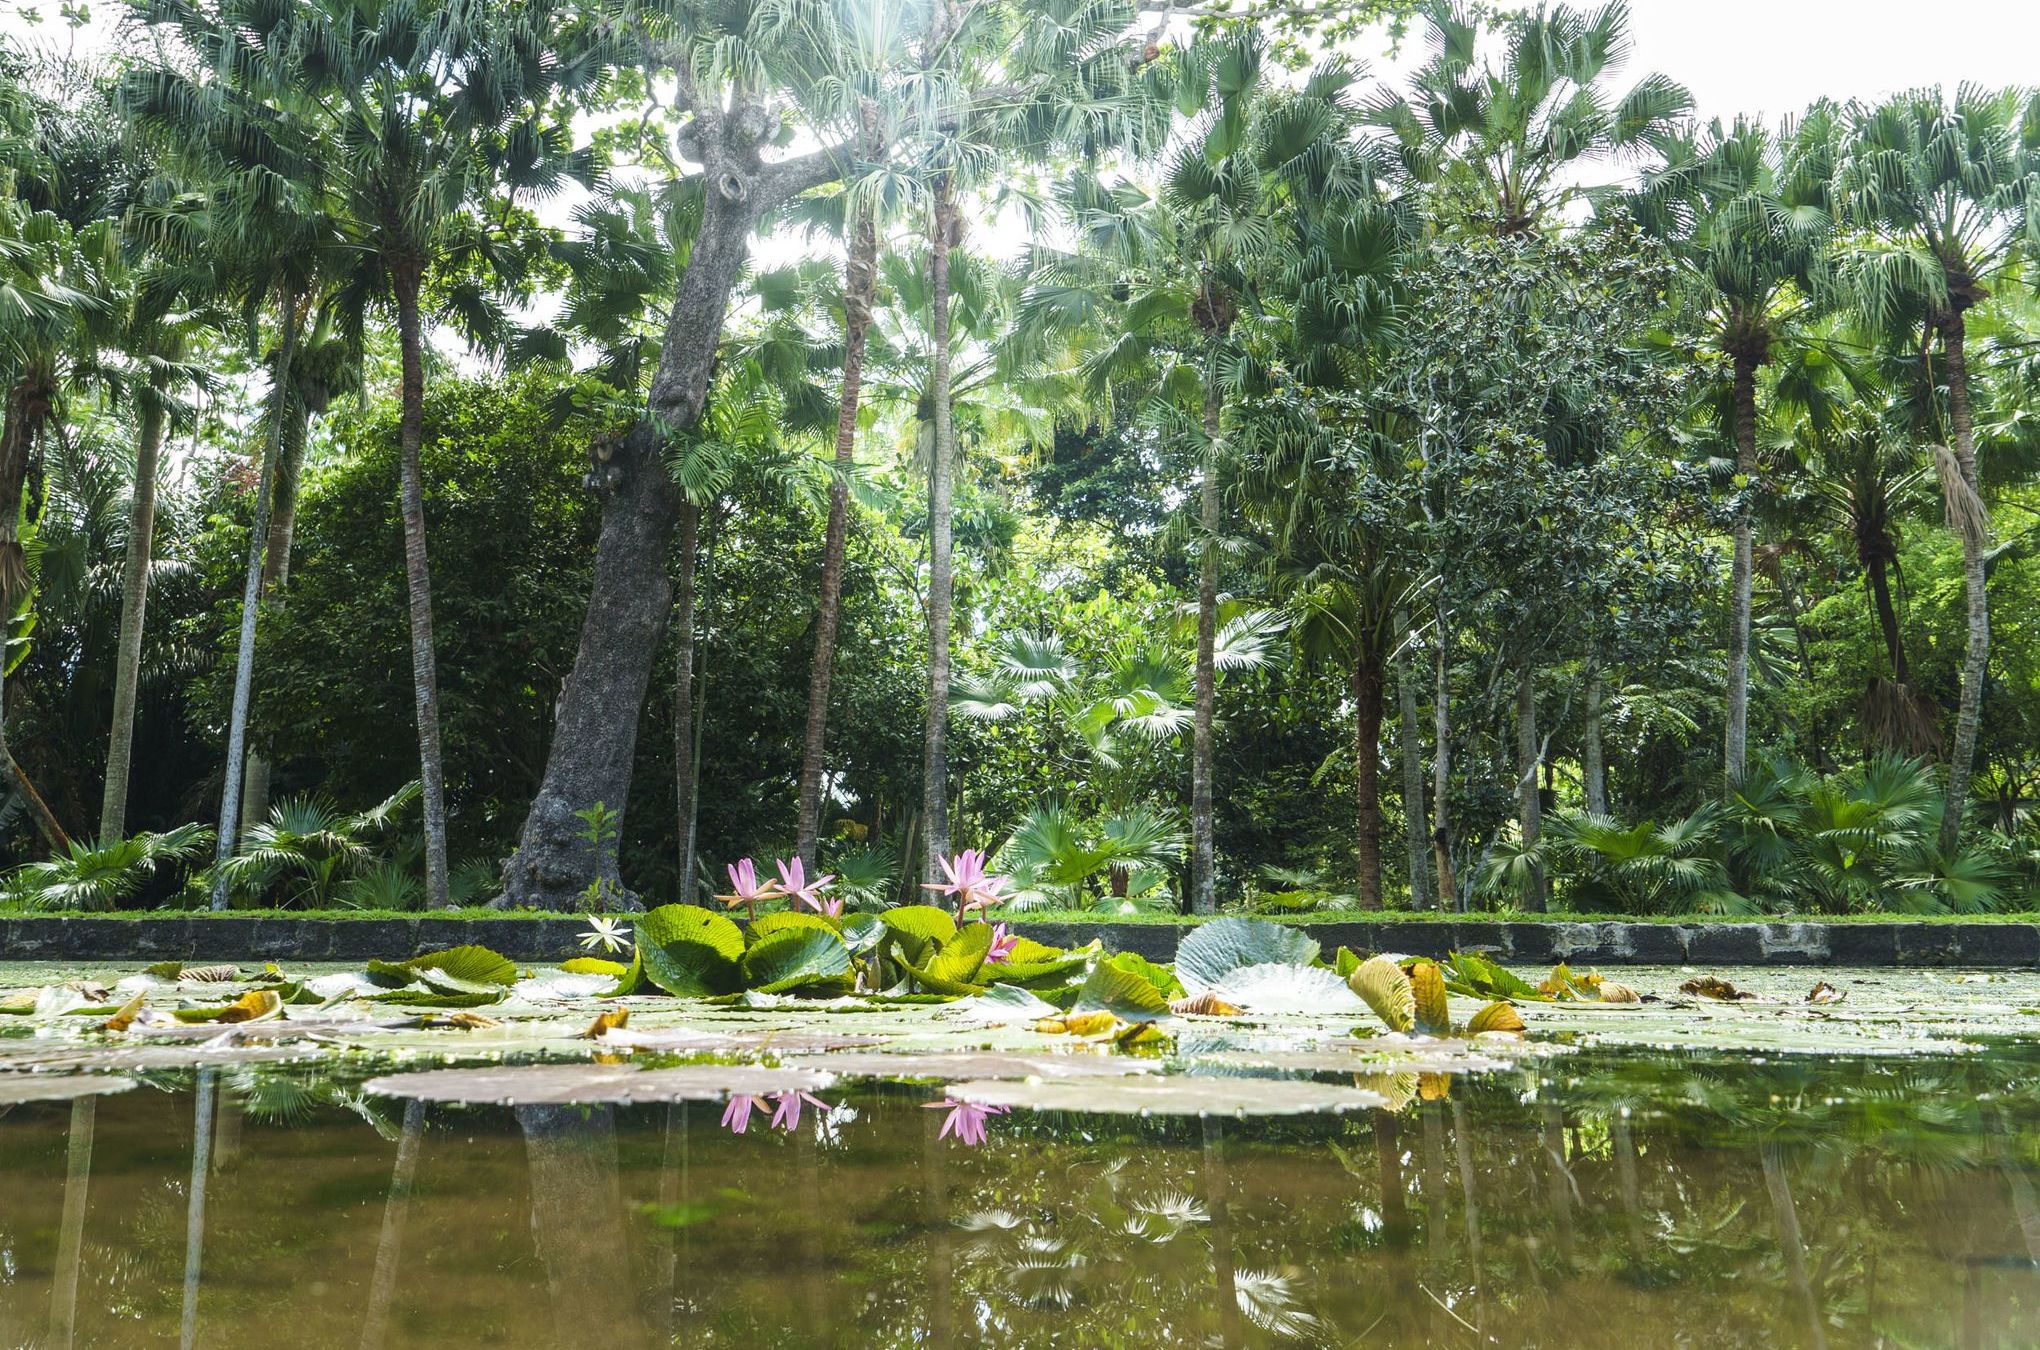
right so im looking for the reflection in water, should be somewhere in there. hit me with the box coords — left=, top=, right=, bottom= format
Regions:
left=360, top=1099, right=426, bottom=1350
left=47, top=1095, right=93, bottom=1350
left=1, top=1048, right=2039, bottom=1345
left=517, top=1104, right=648, bottom=1350
left=181, top=1068, right=216, bottom=1350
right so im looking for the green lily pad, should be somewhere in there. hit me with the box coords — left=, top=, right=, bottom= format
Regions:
left=749, top=911, right=840, bottom=942
left=637, top=906, right=745, bottom=997
left=365, top=945, right=516, bottom=990
left=1174, top=918, right=1319, bottom=995
left=1073, top=961, right=1170, bottom=1022
left=902, top=922, right=994, bottom=997
left=741, top=928, right=853, bottom=995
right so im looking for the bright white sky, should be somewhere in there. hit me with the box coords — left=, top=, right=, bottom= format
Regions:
left=8, top=0, right=2039, bottom=119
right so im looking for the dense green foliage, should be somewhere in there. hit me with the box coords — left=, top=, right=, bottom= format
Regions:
left=2, top=1, right=2039, bottom=918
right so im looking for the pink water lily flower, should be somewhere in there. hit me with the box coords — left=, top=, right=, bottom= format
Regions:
left=985, top=922, right=1020, bottom=965
left=924, top=1097, right=1009, bottom=1146
left=775, top=857, right=840, bottom=918
left=921, top=848, right=1010, bottom=918
left=770, top=1090, right=836, bottom=1132
left=721, top=1094, right=772, bottom=1134
left=717, top=857, right=783, bottom=920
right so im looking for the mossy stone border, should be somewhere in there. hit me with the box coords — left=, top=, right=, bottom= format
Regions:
left=2, top=915, right=2038, bottom=966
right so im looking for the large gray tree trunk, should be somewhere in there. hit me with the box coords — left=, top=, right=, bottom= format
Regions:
left=392, top=266, right=451, bottom=909
left=1515, top=657, right=1546, bottom=912
left=1939, top=315, right=1989, bottom=854
left=1189, top=375, right=1221, bottom=914
left=211, top=304, right=298, bottom=907
left=1723, top=352, right=1758, bottom=791
left=501, top=157, right=778, bottom=909
left=1396, top=640, right=1430, bottom=907
left=797, top=206, right=877, bottom=870
left=920, top=180, right=959, bottom=880
left=99, top=399, right=166, bottom=841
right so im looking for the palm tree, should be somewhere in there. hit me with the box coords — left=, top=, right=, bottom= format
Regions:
left=119, top=43, right=347, bottom=905
left=1365, top=0, right=1691, bottom=239
left=1831, top=85, right=2040, bottom=851
left=98, top=253, right=218, bottom=841
left=1022, top=32, right=1371, bottom=911
left=1614, top=115, right=1829, bottom=791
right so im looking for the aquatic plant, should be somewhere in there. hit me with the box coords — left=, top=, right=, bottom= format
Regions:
left=922, top=849, right=1011, bottom=919
left=717, top=858, right=783, bottom=920
left=774, top=857, right=840, bottom=917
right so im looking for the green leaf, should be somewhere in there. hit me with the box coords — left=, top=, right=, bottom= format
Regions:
left=878, top=905, right=957, bottom=945
left=1441, top=951, right=1543, bottom=1002
left=602, top=949, right=645, bottom=997
left=1072, top=962, right=1170, bottom=1023
left=1174, top=918, right=1319, bottom=993
left=636, top=906, right=745, bottom=997
left=839, top=913, right=887, bottom=955
left=366, top=945, right=516, bottom=990
left=560, top=957, right=627, bottom=977
left=902, top=922, right=994, bottom=996
left=740, top=928, right=853, bottom=995
left=748, top=911, right=840, bottom=943
left=1103, top=950, right=1183, bottom=1000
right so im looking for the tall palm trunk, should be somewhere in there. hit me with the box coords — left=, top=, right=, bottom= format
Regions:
left=1515, top=657, right=1545, bottom=911
left=1396, top=637, right=1430, bottom=906
left=1723, top=350, right=1759, bottom=790
left=921, top=179, right=958, bottom=880
left=99, top=398, right=167, bottom=840
left=672, top=500, right=700, bottom=899
left=1582, top=667, right=1608, bottom=816
left=211, top=303, right=299, bottom=907
left=391, top=262, right=450, bottom=908
left=240, top=413, right=311, bottom=832
left=1865, top=556, right=1909, bottom=682
left=1352, top=641, right=1384, bottom=909
left=1431, top=631, right=1456, bottom=908
left=1939, top=314, right=1989, bottom=853
left=796, top=206, right=877, bottom=870
left=1190, top=374, right=1221, bottom=915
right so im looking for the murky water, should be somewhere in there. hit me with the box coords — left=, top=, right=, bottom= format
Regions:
left=4, top=967, right=2040, bottom=1347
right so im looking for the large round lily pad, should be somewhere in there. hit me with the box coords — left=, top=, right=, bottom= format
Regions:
left=1186, top=1044, right=1520, bottom=1078
left=0, top=1073, right=138, bottom=1105
left=944, top=1074, right=1388, bottom=1117
left=363, top=1062, right=839, bottom=1106
left=783, top=1051, right=1162, bottom=1082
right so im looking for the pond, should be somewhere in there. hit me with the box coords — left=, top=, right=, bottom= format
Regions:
left=2, top=962, right=2038, bottom=1347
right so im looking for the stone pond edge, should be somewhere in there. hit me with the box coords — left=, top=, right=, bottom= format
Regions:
left=2, top=916, right=2037, bottom=966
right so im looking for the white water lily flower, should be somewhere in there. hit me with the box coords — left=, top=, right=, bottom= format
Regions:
left=578, top=916, right=630, bottom=954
